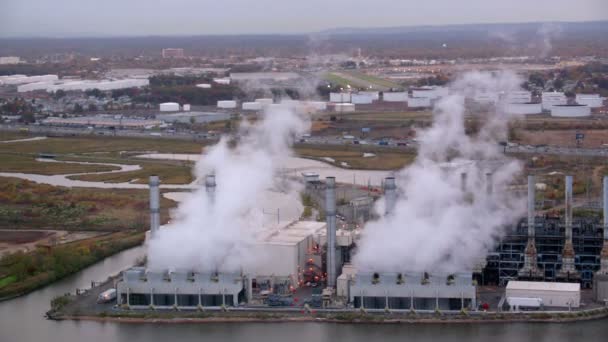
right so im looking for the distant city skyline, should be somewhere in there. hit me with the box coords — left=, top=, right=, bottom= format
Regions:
left=1, top=0, right=607, bottom=38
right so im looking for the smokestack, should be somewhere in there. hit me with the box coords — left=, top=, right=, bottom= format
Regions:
left=205, top=174, right=216, bottom=204
left=460, top=172, right=467, bottom=192
left=325, top=177, right=337, bottom=288
left=149, top=175, right=160, bottom=237
left=485, top=172, right=493, bottom=195
left=519, top=175, right=542, bottom=279
left=599, top=176, right=608, bottom=274
left=384, top=177, right=397, bottom=215
left=558, top=175, right=579, bottom=280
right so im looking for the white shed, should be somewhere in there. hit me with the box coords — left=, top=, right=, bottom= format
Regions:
left=506, top=281, right=580, bottom=308
left=217, top=100, right=237, bottom=109
left=159, top=102, right=180, bottom=112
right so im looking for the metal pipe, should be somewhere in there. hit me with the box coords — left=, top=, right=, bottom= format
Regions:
left=384, top=177, right=397, bottom=215
left=460, top=172, right=467, bottom=192
left=486, top=172, right=493, bottom=195
left=604, top=176, right=608, bottom=240
left=565, top=175, right=573, bottom=242
left=149, top=175, right=160, bottom=237
left=527, top=175, right=535, bottom=239
left=325, top=177, right=337, bottom=288
left=205, top=174, right=216, bottom=204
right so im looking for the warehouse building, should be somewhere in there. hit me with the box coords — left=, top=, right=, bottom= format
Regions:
left=382, top=92, right=408, bottom=102
left=156, top=112, right=230, bottom=124
left=505, top=281, right=580, bottom=308
left=330, top=92, right=351, bottom=103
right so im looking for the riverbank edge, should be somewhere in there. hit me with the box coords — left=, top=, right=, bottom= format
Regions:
left=48, top=307, right=608, bottom=325
left=0, top=234, right=144, bottom=302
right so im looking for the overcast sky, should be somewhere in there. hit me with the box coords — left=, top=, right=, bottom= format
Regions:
left=1, top=0, right=607, bottom=37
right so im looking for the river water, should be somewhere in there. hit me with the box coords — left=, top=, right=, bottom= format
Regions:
left=0, top=246, right=607, bottom=342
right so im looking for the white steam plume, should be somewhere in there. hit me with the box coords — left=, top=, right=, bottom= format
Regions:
left=537, top=23, right=562, bottom=58
left=353, top=71, right=526, bottom=273
left=147, top=106, right=310, bottom=273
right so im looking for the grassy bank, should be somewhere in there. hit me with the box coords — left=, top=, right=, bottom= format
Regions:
left=0, top=177, right=176, bottom=230
left=0, top=231, right=144, bottom=301
left=295, top=145, right=415, bottom=170
left=0, top=153, right=120, bottom=174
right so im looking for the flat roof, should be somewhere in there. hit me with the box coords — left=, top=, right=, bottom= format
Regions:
left=506, top=281, right=580, bottom=292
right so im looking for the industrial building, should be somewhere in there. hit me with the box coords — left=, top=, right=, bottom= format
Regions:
left=333, top=103, right=356, bottom=113
left=156, top=112, right=230, bottom=124
left=505, top=281, right=580, bottom=309
left=575, top=94, right=605, bottom=108
left=505, top=102, right=543, bottom=115
left=411, top=86, right=448, bottom=100
left=159, top=102, right=180, bottom=112
left=550, top=104, right=591, bottom=117
left=162, top=48, right=184, bottom=58
left=541, top=92, right=567, bottom=111
left=407, top=97, right=432, bottom=108
left=382, top=92, right=408, bottom=102
left=483, top=175, right=608, bottom=291
left=351, top=93, right=374, bottom=104
left=330, top=92, right=351, bottom=103
left=42, top=116, right=161, bottom=129
left=242, top=102, right=263, bottom=111
left=0, top=74, right=58, bottom=85
left=348, top=272, right=476, bottom=311
left=16, top=78, right=149, bottom=93
left=217, top=100, right=237, bottom=109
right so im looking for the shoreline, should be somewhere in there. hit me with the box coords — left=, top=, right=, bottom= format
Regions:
left=48, top=307, right=608, bottom=325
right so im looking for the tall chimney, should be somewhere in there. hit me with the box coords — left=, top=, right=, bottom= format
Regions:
left=460, top=172, right=467, bottom=192
left=325, top=177, right=337, bottom=288
left=599, top=176, right=608, bottom=274
left=384, top=177, right=397, bottom=215
left=558, top=175, right=579, bottom=280
left=519, top=175, right=542, bottom=279
left=205, top=174, right=216, bottom=204
left=485, top=172, right=493, bottom=195
left=149, top=175, right=160, bottom=237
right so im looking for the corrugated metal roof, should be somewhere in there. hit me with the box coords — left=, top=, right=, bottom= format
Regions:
left=506, top=281, right=580, bottom=292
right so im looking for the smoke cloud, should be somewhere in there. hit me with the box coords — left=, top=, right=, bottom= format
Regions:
left=353, top=70, right=526, bottom=273
left=147, top=106, right=310, bottom=273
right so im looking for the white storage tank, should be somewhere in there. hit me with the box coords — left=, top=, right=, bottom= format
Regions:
left=330, top=92, right=351, bottom=103
left=242, top=102, right=263, bottom=111
left=407, top=97, right=432, bottom=108
left=307, top=101, right=327, bottom=111
left=217, top=100, right=237, bottom=109
left=575, top=94, right=604, bottom=108
left=159, top=102, right=180, bottom=112
left=334, top=103, right=355, bottom=113
left=412, top=86, right=446, bottom=100
left=551, top=104, right=591, bottom=117
left=351, top=93, right=374, bottom=104
left=505, top=91, right=532, bottom=104
left=474, top=91, right=499, bottom=104
left=359, top=91, right=379, bottom=100
left=255, top=98, right=274, bottom=107
left=383, top=92, right=408, bottom=102
left=542, top=92, right=567, bottom=111
left=505, top=102, right=543, bottom=115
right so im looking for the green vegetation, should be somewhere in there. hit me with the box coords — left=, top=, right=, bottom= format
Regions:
left=0, top=231, right=144, bottom=300
left=0, top=275, right=17, bottom=288
left=323, top=73, right=361, bottom=88
left=332, top=111, right=432, bottom=122
left=295, top=146, right=415, bottom=170
left=0, top=177, right=176, bottom=230
left=343, top=70, right=401, bottom=89
left=0, top=154, right=119, bottom=175
left=0, top=136, right=205, bottom=154
left=68, top=160, right=193, bottom=184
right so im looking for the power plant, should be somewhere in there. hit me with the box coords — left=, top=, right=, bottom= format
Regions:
left=116, top=167, right=608, bottom=311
